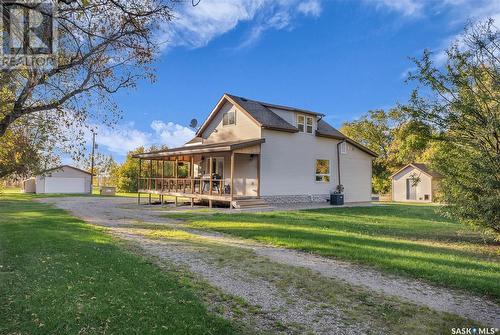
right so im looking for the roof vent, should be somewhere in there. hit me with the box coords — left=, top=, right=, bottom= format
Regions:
left=240, top=97, right=248, bottom=101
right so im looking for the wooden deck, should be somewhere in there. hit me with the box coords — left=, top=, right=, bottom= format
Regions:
left=138, top=177, right=256, bottom=206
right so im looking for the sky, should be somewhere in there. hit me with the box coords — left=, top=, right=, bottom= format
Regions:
left=78, top=0, right=500, bottom=164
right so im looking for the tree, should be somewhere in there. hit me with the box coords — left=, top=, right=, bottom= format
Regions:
left=0, top=114, right=61, bottom=179
left=111, top=147, right=145, bottom=192
left=406, top=19, right=499, bottom=234
left=341, top=109, right=434, bottom=194
left=80, top=153, right=117, bottom=186
left=0, top=0, right=177, bottom=162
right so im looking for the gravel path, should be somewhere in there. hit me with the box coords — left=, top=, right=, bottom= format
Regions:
left=39, top=196, right=500, bottom=330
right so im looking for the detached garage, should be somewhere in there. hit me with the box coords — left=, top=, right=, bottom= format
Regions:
left=23, top=165, right=92, bottom=194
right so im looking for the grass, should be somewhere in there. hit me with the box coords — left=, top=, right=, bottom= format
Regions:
left=0, top=192, right=234, bottom=334
left=1, top=187, right=159, bottom=199
left=165, top=204, right=500, bottom=301
left=132, top=223, right=474, bottom=333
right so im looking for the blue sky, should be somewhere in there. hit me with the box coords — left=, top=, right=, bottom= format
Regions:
left=83, top=0, right=499, bottom=163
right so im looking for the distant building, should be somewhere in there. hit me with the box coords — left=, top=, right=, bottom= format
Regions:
left=23, top=165, right=92, bottom=194
left=391, top=163, right=442, bottom=202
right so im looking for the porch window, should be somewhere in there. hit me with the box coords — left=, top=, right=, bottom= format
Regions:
left=315, top=159, right=330, bottom=182
left=297, top=115, right=305, bottom=132
left=223, top=110, right=235, bottom=126
left=306, top=116, right=313, bottom=134
left=206, top=157, right=224, bottom=178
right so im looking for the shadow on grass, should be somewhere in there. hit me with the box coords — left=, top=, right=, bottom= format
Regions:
left=164, top=205, right=500, bottom=301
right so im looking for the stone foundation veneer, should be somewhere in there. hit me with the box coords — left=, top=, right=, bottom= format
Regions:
left=262, top=194, right=330, bottom=204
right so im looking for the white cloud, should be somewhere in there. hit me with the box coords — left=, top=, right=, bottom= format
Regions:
left=365, top=0, right=425, bottom=17
left=160, top=0, right=324, bottom=50
left=297, top=0, right=322, bottom=17
left=90, top=121, right=195, bottom=156
left=150, top=120, right=197, bottom=148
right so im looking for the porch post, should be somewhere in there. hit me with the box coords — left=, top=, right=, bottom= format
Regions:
left=257, top=154, right=261, bottom=198
left=138, top=158, right=141, bottom=205
left=149, top=160, right=152, bottom=205
left=175, top=158, right=178, bottom=191
left=161, top=160, right=164, bottom=203
left=230, top=152, right=235, bottom=203
left=174, top=157, right=178, bottom=206
left=190, top=155, right=195, bottom=207
left=209, top=156, right=213, bottom=208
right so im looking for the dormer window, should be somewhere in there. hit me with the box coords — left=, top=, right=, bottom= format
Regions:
left=297, top=114, right=313, bottom=134
left=297, top=115, right=305, bottom=132
left=223, top=110, right=235, bottom=126
left=306, top=116, right=313, bottom=133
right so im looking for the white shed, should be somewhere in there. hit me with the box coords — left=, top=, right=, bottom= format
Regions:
left=26, top=165, right=92, bottom=194
left=391, top=163, right=441, bottom=203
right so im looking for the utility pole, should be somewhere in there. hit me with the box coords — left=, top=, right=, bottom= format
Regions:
left=90, top=131, right=96, bottom=191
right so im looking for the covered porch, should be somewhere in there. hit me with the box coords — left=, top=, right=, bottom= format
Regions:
left=133, top=139, right=264, bottom=208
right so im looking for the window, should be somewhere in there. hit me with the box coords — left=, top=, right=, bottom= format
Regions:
left=315, top=159, right=330, bottom=182
left=306, top=116, right=313, bottom=134
left=297, top=114, right=314, bottom=133
left=340, top=142, right=347, bottom=154
left=223, top=110, right=235, bottom=126
left=297, top=115, right=305, bottom=132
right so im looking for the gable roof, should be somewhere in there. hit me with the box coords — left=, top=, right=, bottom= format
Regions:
left=196, top=94, right=298, bottom=135
left=390, top=163, right=442, bottom=178
left=39, top=165, right=93, bottom=176
left=194, top=93, right=377, bottom=157
left=225, top=94, right=299, bottom=132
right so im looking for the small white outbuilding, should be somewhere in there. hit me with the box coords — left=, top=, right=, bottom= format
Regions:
left=391, top=163, right=441, bottom=203
left=23, top=165, right=92, bottom=194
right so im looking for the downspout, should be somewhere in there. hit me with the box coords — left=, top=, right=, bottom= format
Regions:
left=336, top=139, right=346, bottom=189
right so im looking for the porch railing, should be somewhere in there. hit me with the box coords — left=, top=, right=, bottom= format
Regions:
left=138, top=177, right=231, bottom=196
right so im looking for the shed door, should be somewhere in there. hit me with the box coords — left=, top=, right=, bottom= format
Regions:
left=406, top=179, right=416, bottom=200
left=44, top=177, right=86, bottom=193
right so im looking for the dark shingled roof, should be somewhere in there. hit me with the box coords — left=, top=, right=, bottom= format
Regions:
left=226, top=94, right=298, bottom=132
left=316, top=119, right=346, bottom=139
left=411, top=163, right=442, bottom=178
left=194, top=93, right=378, bottom=157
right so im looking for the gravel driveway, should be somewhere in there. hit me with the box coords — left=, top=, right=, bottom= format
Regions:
left=39, top=196, right=500, bottom=333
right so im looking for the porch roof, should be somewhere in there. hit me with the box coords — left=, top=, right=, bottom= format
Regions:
left=133, top=138, right=265, bottom=159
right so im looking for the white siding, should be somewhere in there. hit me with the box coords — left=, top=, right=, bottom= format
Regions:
left=392, top=166, right=433, bottom=202
left=34, top=166, right=91, bottom=194
left=340, top=143, right=373, bottom=202
left=202, top=102, right=261, bottom=143
left=260, top=129, right=373, bottom=202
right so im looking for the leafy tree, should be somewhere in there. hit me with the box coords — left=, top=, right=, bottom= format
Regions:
left=79, top=153, right=117, bottom=187
left=0, top=0, right=187, bottom=175
left=111, top=145, right=169, bottom=192
left=406, top=19, right=499, bottom=234
left=341, top=109, right=434, bottom=193
left=112, top=147, right=145, bottom=192
left=0, top=112, right=61, bottom=179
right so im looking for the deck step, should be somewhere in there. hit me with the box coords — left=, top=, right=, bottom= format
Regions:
left=232, top=198, right=270, bottom=209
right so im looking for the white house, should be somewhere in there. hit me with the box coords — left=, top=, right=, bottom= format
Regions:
left=134, top=93, right=377, bottom=207
left=23, top=165, right=92, bottom=194
left=391, top=163, right=441, bottom=202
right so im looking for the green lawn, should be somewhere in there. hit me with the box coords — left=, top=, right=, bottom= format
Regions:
left=166, top=204, right=500, bottom=301
left=0, top=193, right=234, bottom=334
